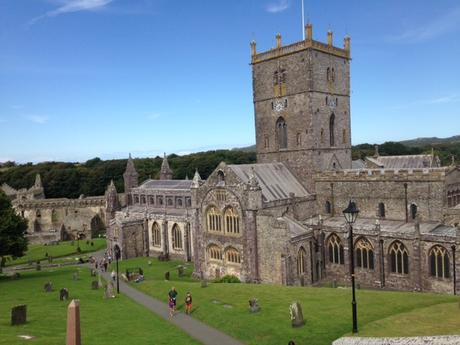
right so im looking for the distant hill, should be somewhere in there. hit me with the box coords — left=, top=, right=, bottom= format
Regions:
left=400, top=135, right=460, bottom=147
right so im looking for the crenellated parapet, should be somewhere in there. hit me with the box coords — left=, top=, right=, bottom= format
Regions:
left=251, top=24, right=351, bottom=64
left=315, top=167, right=450, bottom=182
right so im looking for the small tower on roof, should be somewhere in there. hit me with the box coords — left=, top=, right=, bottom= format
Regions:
left=160, top=153, right=173, bottom=180
left=123, top=153, right=138, bottom=204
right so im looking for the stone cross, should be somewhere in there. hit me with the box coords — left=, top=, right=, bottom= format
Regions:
left=44, top=281, right=53, bottom=292
left=66, top=300, right=81, bottom=345
left=11, top=305, right=27, bottom=325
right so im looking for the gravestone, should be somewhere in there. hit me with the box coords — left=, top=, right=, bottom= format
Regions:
left=105, top=282, right=115, bottom=299
left=90, top=269, right=97, bottom=277
left=11, top=305, right=27, bottom=325
left=289, top=302, right=305, bottom=328
left=164, top=271, right=170, bottom=281
left=44, top=281, right=53, bottom=292
left=178, top=266, right=184, bottom=277
left=249, top=298, right=260, bottom=313
left=60, top=288, right=69, bottom=301
left=148, top=260, right=152, bottom=266
left=91, top=281, right=99, bottom=290
left=72, top=272, right=80, bottom=281
left=11, top=272, right=21, bottom=280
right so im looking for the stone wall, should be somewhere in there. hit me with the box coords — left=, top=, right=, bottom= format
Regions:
left=315, top=169, right=448, bottom=222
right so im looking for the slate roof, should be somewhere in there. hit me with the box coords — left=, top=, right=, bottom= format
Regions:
left=365, top=154, right=437, bottom=169
left=227, top=163, right=310, bottom=202
left=351, top=159, right=365, bottom=169
left=137, top=179, right=192, bottom=191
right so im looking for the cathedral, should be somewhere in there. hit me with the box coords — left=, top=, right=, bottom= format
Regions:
left=105, top=24, right=460, bottom=294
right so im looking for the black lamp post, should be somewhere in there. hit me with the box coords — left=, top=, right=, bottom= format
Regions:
left=343, top=200, right=360, bottom=334
left=114, top=244, right=121, bottom=294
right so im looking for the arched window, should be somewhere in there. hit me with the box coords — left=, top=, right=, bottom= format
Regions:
left=326, top=67, right=330, bottom=81
left=167, top=197, right=173, bottom=206
left=217, top=170, right=225, bottom=185
left=225, top=247, right=241, bottom=264
left=355, top=238, right=374, bottom=270
left=327, top=233, right=344, bottom=264
left=297, top=247, right=307, bottom=275
left=276, top=117, right=287, bottom=149
left=342, top=129, right=346, bottom=144
left=224, top=207, right=240, bottom=234
left=410, top=203, right=417, bottom=220
left=325, top=201, right=332, bottom=214
left=429, top=245, right=450, bottom=278
left=329, top=113, right=335, bottom=146
left=172, top=224, right=183, bottom=250
left=389, top=241, right=409, bottom=274
left=378, top=203, right=386, bottom=218
left=331, top=68, right=336, bottom=82
left=141, top=195, right=146, bottom=204
left=208, top=244, right=222, bottom=261
left=151, top=222, right=161, bottom=247
left=206, top=206, right=222, bottom=232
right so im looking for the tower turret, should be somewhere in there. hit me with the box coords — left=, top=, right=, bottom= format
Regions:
left=160, top=153, right=173, bottom=180
left=123, top=153, right=138, bottom=204
left=105, top=180, right=120, bottom=223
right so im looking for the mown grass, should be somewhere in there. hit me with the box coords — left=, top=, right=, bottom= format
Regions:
left=0, top=267, right=201, bottom=345
left=5, top=239, right=106, bottom=266
left=113, top=257, right=460, bottom=345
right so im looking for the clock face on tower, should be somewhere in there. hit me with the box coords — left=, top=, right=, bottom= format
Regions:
left=274, top=100, right=284, bottom=112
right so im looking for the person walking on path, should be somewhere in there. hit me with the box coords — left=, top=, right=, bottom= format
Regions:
left=111, top=270, right=116, bottom=281
left=185, top=292, right=193, bottom=315
left=168, top=287, right=178, bottom=313
left=168, top=298, right=175, bottom=319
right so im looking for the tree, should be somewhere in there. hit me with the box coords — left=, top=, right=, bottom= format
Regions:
left=0, top=191, right=28, bottom=270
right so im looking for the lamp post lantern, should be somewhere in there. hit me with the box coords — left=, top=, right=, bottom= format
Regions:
left=343, top=200, right=360, bottom=334
left=114, top=244, right=121, bottom=294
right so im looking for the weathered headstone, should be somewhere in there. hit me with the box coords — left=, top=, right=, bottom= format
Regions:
left=289, top=302, right=305, bottom=328
left=44, top=281, right=53, bottom=292
left=105, top=282, right=115, bottom=299
left=148, top=260, right=152, bottom=266
left=60, top=288, right=69, bottom=301
left=11, top=305, right=27, bottom=325
left=66, top=300, right=81, bottom=345
left=91, top=281, right=99, bottom=290
left=164, top=271, right=170, bottom=281
left=178, top=266, right=184, bottom=277
left=249, top=298, right=260, bottom=313
left=90, top=269, right=97, bottom=277
left=72, top=272, right=80, bottom=281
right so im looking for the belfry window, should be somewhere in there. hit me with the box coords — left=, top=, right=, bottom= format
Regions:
left=378, top=203, right=386, bottom=218
left=276, top=117, right=287, bottom=149
left=410, top=203, right=417, bottom=220
left=329, top=113, right=335, bottom=147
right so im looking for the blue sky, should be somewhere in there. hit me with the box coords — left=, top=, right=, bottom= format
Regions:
left=0, top=0, right=459, bottom=163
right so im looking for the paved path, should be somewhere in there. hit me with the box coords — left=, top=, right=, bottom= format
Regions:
left=93, top=256, right=243, bottom=345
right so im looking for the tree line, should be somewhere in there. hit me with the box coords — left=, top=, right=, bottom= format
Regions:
left=1, top=141, right=459, bottom=199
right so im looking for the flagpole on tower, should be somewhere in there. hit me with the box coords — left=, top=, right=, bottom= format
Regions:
left=301, top=0, right=305, bottom=40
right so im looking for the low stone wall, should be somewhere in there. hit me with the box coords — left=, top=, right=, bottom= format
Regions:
left=333, top=336, right=460, bottom=345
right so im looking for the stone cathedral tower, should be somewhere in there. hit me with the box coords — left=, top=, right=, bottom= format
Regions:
left=251, top=24, right=352, bottom=191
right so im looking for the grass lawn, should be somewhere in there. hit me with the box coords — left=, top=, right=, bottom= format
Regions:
left=113, top=257, right=460, bottom=345
left=5, top=239, right=107, bottom=267
left=0, top=267, right=201, bottom=345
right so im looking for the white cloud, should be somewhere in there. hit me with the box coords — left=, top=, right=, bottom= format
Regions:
left=146, top=113, right=161, bottom=120
left=26, top=115, right=49, bottom=124
left=266, top=0, right=289, bottom=13
left=388, top=6, right=460, bottom=43
left=30, top=0, right=113, bottom=25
